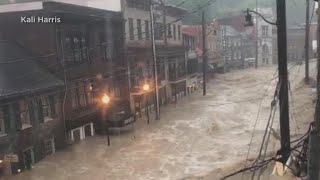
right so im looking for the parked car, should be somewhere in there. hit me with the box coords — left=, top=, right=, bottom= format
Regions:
left=106, top=100, right=136, bottom=128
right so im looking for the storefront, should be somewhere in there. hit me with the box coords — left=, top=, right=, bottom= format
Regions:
left=170, top=80, right=187, bottom=102
left=186, top=77, right=198, bottom=95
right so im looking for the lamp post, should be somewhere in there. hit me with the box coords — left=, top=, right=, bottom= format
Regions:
left=143, top=83, right=150, bottom=124
left=244, top=1, right=291, bottom=169
left=101, top=93, right=111, bottom=146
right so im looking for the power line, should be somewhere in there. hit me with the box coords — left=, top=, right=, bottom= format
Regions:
left=0, top=0, right=215, bottom=65
left=242, top=68, right=278, bottom=179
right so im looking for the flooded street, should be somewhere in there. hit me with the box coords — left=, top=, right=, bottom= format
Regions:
left=7, top=64, right=315, bottom=180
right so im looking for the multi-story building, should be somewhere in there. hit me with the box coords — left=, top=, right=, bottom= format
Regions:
left=273, top=23, right=317, bottom=64
left=223, top=26, right=244, bottom=70
left=123, top=0, right=187, bottom=114
left=0, top=40, right=65, bottom=175
left=0, top=1, right=132, bottom=173
left=254, top=8, right=274, bottom=66
left=218, top=15, right=255, bottom=70
left=182, top=26, right=200, bottom=95
left=182, top=21, right=223, bottom=74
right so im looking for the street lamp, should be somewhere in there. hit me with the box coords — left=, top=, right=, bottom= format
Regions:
left=244, top=2, right=292, bottom=171
left=101, top=94, right=110, bottom=105
left=243, top=8, right=277, bottom=70
left=243, top=8, right=277, bottom=26
left=143, top=83, right=150, bottom=124
left=143, top=83, right=150, bottom=91
left=101, top=93, right=111, bottom=145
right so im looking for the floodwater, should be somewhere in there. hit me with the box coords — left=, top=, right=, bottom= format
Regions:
left=7, top=63, right=315, bottom=180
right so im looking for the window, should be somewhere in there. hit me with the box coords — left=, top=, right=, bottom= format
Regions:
left=173, top=24, right=176, bottom=40
left=114, top=87, right=121, bottom=98
left=137, top=19, right=142, bottom=40
left=127, top=0, right=150, bottom=10
left=262, top=44, right=269, bottom=54
left=178, top=25, right=181, bottom=40
left=19, top=101, right=31, bottom=129
left=78, top=86, right=87, bottom=107
left=40, top=97, right=51, bottom=120
left=64, top=32, right=88, bottom=65
left=167, top=24, right=171, bottom=38
left=262, top=25, right=269, bottom=37
left=145, top=20, right=149, bottom=40
left=155, top=22, right=163, bottom=40
left=44, top=138, right=55, bottom=156
left=86, top=83, right=94, bottom=105
left=71, top=88, right=79, bottom=109
left=238, top=51, right=241, bottom=59
left=71, top=84, right=89, bottom=109
left=0, top=108, right=4, bottom=134
left=128, top=18, right=134, bottom=40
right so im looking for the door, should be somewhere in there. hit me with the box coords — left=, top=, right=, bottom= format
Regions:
left=44, top=138, right=55, bottom=157
left=84, top=124, right=92, bottom=137
left=23, top=148, right=35, bottom=170
left=72, top=129, right=81, bottom=143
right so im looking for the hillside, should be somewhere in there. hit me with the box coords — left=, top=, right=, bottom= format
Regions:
left=168, top=0, right=315, bottom=26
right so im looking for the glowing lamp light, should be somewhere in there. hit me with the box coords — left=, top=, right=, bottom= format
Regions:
left=17, top=169, right=21, bottom=173
left=89, top=85, right=93, bottom=91
left=101, top=94, right=110, bottom=104
left=0, top=160, right=3, bottom=163
left=143, top=84, right=150, bottom=91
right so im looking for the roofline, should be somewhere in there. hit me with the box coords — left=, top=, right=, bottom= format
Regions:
left=0, top=84, right=65, bottom=101
left=0, top=1, right=122, bottom=16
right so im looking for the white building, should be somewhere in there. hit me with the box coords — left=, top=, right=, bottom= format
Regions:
left=254, top=8, right=274, bottom=66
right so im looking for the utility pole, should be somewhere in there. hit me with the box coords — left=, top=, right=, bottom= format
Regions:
left=307, top=6, right=320, bottom=179
left=202, top=10, right=207, bottom=96
left=150, top=0, right=160, bottom=120
left=305, top=0, right=310, bottom=84
left=276, top=0, right=291, bottom=164
left=255, top=0, right=259, bottom=69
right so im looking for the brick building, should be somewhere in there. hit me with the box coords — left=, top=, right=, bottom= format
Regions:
left=0, top=1, right=132, bottom=174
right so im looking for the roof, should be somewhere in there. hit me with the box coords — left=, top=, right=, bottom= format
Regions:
left=0, top=41, right=64, bottom=99
left=0, top=1, right=122, bottom=17
left=182, top=25, right=200, bottom=37
left=225, top=25, right=241, bottom=36
left=218, top=15, right=247, bottom=33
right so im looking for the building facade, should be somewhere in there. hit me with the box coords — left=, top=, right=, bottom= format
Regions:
left=123, top=0, right=187, bottom=115
left=0, top=1, right=132, bottom=150
left=182, top=26, right=200, bottom=95
left=255, top=8, right=274, bottom=66
left=223, top=26, right=244, bottom=70
left=0, top=40, right=65, bottom=175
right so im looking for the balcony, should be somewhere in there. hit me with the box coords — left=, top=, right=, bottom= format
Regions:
left=169, top=70, right=187, bottom=82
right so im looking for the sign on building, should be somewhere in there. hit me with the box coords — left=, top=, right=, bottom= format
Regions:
left=4, top=154, right=19, bottom=163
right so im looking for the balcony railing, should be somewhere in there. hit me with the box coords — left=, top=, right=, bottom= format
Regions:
left=169, top=70, right=187, bottom=81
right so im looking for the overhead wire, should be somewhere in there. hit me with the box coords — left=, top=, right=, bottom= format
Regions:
left=241, top=68, right=278, bottom=179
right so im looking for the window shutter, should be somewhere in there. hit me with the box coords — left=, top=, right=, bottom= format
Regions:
left=3, top=106, right=10, bottom=133
left=13, top=103, right=21, bottom=130
left=28, top=101, right=35, bottom=126
left=38, top=99, right=44, bottom=123
left=49, top=96, right=56, bottom=117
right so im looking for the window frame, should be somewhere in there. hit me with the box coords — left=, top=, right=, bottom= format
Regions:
left=178, top=25, right=181, bottom=40
left=0, top=108, right=5, bottom=134
left=19, top=100, right=31, bottom=129
left=145, top=20, right=150, bottom=40
left=137, top=19, right=142, bottom=40
left=128, top=18, right=134, bottom=40
left=173, top=24, right=176, bottom=40
left=40, top=96, right=53, bottom=122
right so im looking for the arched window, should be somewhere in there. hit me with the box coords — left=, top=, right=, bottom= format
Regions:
left=262, top=44, right=269, bottom=54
